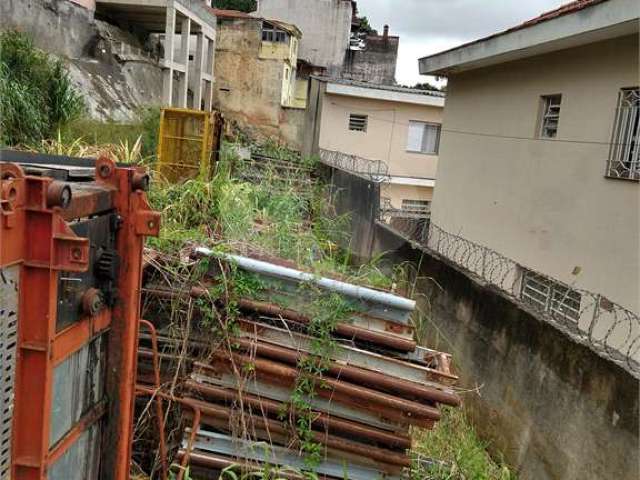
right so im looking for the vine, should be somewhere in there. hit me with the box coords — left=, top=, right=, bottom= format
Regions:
left=286, top=290, right=355, bottom=472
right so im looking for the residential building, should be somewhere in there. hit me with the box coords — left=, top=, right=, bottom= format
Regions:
left=305, top=77, right=445, bottom=215
left=256, top=0, right=354, bottom=76
left=343, top=25, right=399, bottom=86
left=419, top=0, right=639, bottom=317
left=212, top=9, right=306, bottom=147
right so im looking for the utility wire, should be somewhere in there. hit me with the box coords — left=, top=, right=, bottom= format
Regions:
left=329, top=100, right=628, bottom=147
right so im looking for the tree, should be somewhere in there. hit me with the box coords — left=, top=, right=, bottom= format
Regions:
left=355, top=16, right=377, bottom=36
left=213, top=0, right=257, bottom=12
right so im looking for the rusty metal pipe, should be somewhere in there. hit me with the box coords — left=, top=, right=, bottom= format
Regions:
left=233, top=335, right=460, bottom=407
left=185, top=380, right=412, bottom=449
left=135, top=386, right=202, bottom=480
left=138, top=320, right=168, bottom=480
left=185, top=401, right=412, bottom=467
left=200, top=353, right=441, bottom=421
left=237, top=298, right=416, bottom=352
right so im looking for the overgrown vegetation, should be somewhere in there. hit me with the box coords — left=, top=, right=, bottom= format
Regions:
left=412, top=408, right=515, bottom=480
left=0, top=30, right=85, bottom=146
left=24, top=113, right=514, bottom=479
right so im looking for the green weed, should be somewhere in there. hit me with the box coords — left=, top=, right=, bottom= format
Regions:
left=412, top=407, right=516, bottom=480
left=0, top=30, right=85, bottom=146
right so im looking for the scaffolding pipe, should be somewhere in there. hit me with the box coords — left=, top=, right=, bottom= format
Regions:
left=194, top=249, right=416, bottom=311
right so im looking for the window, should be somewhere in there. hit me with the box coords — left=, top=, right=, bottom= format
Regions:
left=606, top=87, right=639, bottom=180
left=348, top=114, right=368, bottom=132
left=262, top=23, right=288, bottom=43
left=520, top=270, right=581, bottom=322
left=539, top=95, right=562, bottom=138
left=401, top=199, right=431, bottom=215
left=407, top=121, right=441, bottom=154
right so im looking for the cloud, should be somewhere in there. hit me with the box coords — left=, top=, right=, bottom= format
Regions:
left=355, top=0, right=568, bottom=84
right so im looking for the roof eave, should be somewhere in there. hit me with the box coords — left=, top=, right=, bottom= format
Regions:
left=419, top=0, right=638, bottom=76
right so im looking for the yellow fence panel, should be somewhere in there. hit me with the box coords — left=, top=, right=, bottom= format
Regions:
left=157, top=108, right=221, bottom=182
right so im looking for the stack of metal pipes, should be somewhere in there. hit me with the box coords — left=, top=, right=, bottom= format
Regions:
left=137, top=251, right=460, bottom=480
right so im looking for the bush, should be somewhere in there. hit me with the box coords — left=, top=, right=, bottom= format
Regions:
left=0, top=30, right=85, bottom=146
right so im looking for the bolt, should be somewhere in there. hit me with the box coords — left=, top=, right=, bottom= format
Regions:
left=99, top=164, right=111, bottom=178
left=71, top=248, right=82, bottom=260
left=148, top=220, right=155, bottom=229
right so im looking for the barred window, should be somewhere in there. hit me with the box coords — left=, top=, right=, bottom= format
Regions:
left=401, top=199, right=431, bottom=215
left=520, top=270, right=581, bottom=322
left=348, top=114, right=368, bottom=132
left=606, top=87, right=639, bottom=180
left=539, top=95, right=562, bottom=138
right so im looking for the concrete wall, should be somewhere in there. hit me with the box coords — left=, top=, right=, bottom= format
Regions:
left=1, top=0, right=163, bottom=120
left=319, top=93, right=442, bottom=179
left=343, top=34, right=399, bottom=85
left=257, top=0, right=352, bottom=75
left=327, top=165, right=640, bottom=480
left=213, top=17, right=303, bottom=148
left=431, top=35, right=639, bottom=312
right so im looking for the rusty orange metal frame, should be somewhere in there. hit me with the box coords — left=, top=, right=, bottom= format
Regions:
left=1, top=155, right=160, bottom=480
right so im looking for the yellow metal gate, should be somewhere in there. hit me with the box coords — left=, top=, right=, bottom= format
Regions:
left=157, top=108, right=222, bottom=182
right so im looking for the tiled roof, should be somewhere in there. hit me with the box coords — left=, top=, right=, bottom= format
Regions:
left=211, top=8, right=255, bottom=19
left=512, top=0, right=608, bottom=30
left=434, top=0, right=610, bottom=56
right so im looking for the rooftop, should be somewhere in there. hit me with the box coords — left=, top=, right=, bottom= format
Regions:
left=419, top=0, right=638, bottom=75
left=211, top=8, right=302, bottom=37
left=315, top=76, right=445, bottom=98
left=314, top=76, right=445, bottom=108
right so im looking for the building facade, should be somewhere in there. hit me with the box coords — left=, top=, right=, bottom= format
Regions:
left=419, top=0, right=639, bottom=316
left=212, top=10, right=305, bottom=147
left=305, top=78, right=445, bottom=216
left=256, top=0, right=354, bottom=76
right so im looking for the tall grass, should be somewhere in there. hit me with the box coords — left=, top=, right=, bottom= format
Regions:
left=0, top=30, right=85, bottom=146
left=412, top=407, right=516, bottom=480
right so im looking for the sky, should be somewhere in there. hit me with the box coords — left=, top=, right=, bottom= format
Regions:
left=356, top=0, right=569, bottom=86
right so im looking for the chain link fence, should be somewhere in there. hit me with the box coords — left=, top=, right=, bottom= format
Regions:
left=384, top=219, right=640, bottom=377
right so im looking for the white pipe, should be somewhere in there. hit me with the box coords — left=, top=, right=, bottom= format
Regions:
left=194, top=248, right=416, bottom=311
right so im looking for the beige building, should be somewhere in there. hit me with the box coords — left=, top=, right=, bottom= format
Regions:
left=212, top=9, right=306, bottom=147
left=419, top=0, right=639, bottom=316
left=305, top=78, right=445, bottom=215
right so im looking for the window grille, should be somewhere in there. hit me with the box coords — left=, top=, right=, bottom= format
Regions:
left=520, top=270, right=581, bottom=322
left=539, top=95, right=562, bottom=138
left=407, top=121, right=441, bottom=154
left=348, top=114, right=368, bottom=132
left=606, top=87, right=640, bottom=180
left=401, top=199, right=431, bottom=215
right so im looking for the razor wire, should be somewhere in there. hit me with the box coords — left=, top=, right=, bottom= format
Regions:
left=382, top=218, right=640, bottom=377
left=319, top=149, right=390, bottom=181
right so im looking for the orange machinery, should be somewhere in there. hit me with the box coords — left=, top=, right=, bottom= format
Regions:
left=0, top=150, right=160, bottom=480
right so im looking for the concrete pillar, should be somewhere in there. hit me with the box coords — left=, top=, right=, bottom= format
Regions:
left=204, top=37, right=215, bottom=111
left=162, top=6, right=177, bottom=106
left=193, top=32, right=205, bottom=110
left=177, top=17, right=191, bottom=108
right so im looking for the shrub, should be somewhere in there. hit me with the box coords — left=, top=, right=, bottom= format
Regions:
left=0, top=30, right=85, bottom=146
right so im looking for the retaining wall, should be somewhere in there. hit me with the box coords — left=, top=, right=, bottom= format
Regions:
left=329, top=166, right=640, bottom=480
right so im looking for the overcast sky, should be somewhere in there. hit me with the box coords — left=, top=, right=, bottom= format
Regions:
left=356, top=0, right=569, bottom=85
